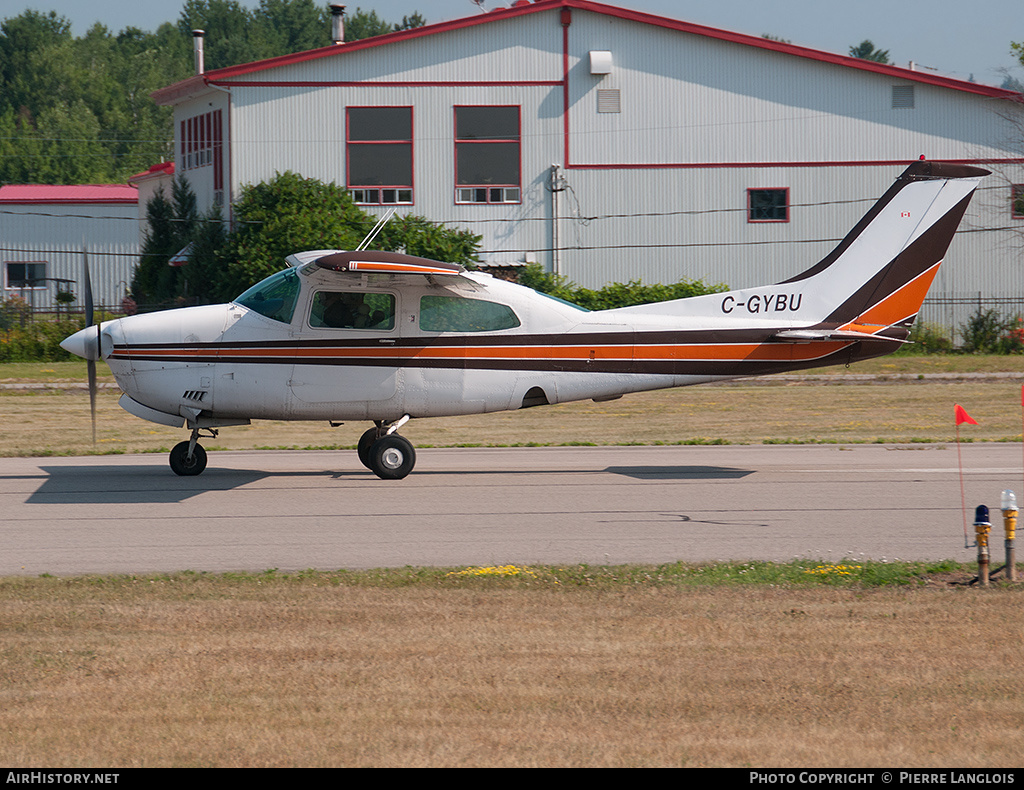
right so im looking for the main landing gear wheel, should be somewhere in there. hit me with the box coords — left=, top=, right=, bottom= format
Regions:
left=368, top=434, right=416, bottom=480
left=169, top=440, right=208, bottom=476
left=357, top=426, right=379, bottom=470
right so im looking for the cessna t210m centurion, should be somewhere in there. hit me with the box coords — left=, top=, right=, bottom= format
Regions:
left=62, top=160, right=987, bottom=479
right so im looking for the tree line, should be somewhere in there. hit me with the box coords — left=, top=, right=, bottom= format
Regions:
left=0, top=1, right=424, bottom=185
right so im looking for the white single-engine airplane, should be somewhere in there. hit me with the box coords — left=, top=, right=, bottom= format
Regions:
left=62, top=161, right=987, bottom=479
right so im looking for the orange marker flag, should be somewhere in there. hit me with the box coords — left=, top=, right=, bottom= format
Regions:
left=954, top=404, right=978, bottom=425
left=954, top=403, right=979, bottom=547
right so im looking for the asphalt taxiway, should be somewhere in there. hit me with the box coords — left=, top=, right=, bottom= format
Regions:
left=1, top=443, right=1020, bottom=575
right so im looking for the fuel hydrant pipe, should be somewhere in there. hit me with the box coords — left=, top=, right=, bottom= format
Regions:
left=974, top=504, right=991, bottom=588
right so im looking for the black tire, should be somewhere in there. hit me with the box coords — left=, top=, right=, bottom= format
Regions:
left=357, top=427, right=379, bottom=470
left=169, top=440, right=208, bottom=476
left=368, top=434, right=415, bottom=480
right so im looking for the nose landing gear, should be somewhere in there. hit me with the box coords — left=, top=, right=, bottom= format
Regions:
left=169, top=427, right=217, bottom=476
left=357, top=415, right=416, bottom=480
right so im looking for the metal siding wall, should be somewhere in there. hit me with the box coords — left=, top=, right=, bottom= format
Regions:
left=567, top=12, right=1019, bottom=166
left=176, top=6, right=1024, bottom=332
left=0, top=205, right=139, bottom=310
left=231, top=82, right=561, bottom=267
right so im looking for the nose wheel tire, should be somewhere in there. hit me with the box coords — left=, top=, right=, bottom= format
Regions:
left=368, top=434, right=415, bottom=480
left=169, top=441, right=208, bottom=476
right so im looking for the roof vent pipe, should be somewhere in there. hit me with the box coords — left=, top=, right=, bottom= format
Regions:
left=192, top=29, right=205, bottom=75
left=330, top=4, right=346, bottom=45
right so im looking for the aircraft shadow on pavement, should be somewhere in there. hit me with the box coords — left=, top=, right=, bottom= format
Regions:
left=604, top=465, right=755, bottom=480
left=27, top=465, right=275, bottom=505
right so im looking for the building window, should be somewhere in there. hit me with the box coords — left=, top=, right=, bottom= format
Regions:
left=748, top=188, right=789, bottom=222
left=347, top=107, right=414, bottom=205
left=4, top=261, right=47, bottom=290
left=180, top=110, right=222, bottom=179
left=454, top=105, right=521, bottom=204
left=1012, top=185, right=1024, bottom=219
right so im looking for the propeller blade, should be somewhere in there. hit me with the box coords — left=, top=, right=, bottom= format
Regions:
left=83, top=247, right=94, bottom=328
left=83, top=247, right=97, bottom=444
left=87, top=358, right=97, bottom=444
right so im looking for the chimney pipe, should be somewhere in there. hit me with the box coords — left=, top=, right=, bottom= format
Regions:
left=330, top=4, right=346, bottom=45
left=192, top=29, right=205, bottom=75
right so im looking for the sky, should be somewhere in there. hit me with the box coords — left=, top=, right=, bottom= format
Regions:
left=12, top=0, right=1024, bottom=88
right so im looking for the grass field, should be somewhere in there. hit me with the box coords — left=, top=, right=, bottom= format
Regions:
left=2, top=358, right=1023, bottom=767
left=1, top=565, right=1022, bottom=768
left=2, top=357, right=1023, bottom=457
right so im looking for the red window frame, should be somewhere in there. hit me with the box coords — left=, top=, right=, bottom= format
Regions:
left=454, top=105, right=522, bottom=205
left=346, top=106, right=414, bottom=205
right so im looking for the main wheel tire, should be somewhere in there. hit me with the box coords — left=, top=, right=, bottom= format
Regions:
left=368, top=434, right=415, bottom=480
left=357, top=427, right=379, bottom=470
left=169, top=440, right=208, bottom=476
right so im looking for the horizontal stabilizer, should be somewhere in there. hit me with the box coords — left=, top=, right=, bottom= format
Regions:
left=772, top=329, right=909, bottom=344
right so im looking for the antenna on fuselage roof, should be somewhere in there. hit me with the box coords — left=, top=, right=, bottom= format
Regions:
left=356, top=207, right=397, bottom=251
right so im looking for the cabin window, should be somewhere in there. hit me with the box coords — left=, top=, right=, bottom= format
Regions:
left=347, top=107, right=414, bottom=205
left=1012, top=185, right=1024, bottom=219
left=234, top=268, right=301, bottom=324
left=454, top=106, right=521, bottom=204
left=310, top=291, right=395, bottom=330
left=4, top=261, right=47, bottom=290
left=419, top=295, right=520, bottom=332
left=748, top=188, right=789, bottom=222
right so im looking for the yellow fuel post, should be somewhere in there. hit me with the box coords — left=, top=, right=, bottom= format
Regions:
left=1001, top=490, right=1017, bottom=583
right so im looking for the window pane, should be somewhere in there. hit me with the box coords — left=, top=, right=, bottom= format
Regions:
left=749, top=189, right=788, bottom=221
left=455, top=106, right=518, bottom=140
left=456, top=142, right=519, bottom=185
left=311, top=291, right=395, bottom=330
left=349, top=143, right=412, bottom=186
left=6, top=262, right=46, bottom=288
left=235, top=268, right=301, bottom=324
left=420, top=295, right=520, bottom=332
left=349, top=107, right=412, bottom=141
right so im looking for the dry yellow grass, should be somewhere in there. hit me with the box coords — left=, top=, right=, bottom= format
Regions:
left=1, top=378, right=1023, bottom=458
left=1, top=581, right=1021, bottom=768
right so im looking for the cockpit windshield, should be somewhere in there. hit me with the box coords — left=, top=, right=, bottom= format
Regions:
left=234, top=268, right=301, bottom=324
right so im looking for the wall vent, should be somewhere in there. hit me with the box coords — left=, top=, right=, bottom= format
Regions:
left=597, top=89, right=621, bottom=113
left=891, top=85, right=915, bottom=109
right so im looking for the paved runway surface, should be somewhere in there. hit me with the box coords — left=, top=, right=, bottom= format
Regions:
left=2, top=444, right=1021, bottom=575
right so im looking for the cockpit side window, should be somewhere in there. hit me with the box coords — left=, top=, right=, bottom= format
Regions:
left=234, top=269, right=301, bottom=324
left=310, top=291, right=396, bottom=330
left=419, top=294, right=520, bottom=332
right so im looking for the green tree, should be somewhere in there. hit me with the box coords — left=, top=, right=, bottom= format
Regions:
left=849, top=40, right=890, bottom=63
left=206, top=172, right=479, bottom=303
left=517, top=264, right=727, bottom=310
left=132, top=175, right=203, bottom=306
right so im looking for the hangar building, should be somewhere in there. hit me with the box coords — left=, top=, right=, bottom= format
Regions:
left=151, top=0, right=1024, bottom=331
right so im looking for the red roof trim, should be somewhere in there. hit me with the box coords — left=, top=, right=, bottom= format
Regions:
left=152, top=0, right=1022, bottom=103
left=128, top=161, right=175, bottom=185
left=0, top=184, right=138, bottom=204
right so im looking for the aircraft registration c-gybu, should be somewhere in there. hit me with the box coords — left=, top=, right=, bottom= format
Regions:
left=62, top=161, right=987, bottom=479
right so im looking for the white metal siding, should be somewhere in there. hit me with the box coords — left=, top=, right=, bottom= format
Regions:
left=0, top=205, right=139, bottom=310
left=168, top=6, right=1024, bottom=332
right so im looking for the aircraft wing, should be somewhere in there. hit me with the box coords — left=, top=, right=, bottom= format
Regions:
left=314, top=251, right=466, bottom=276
